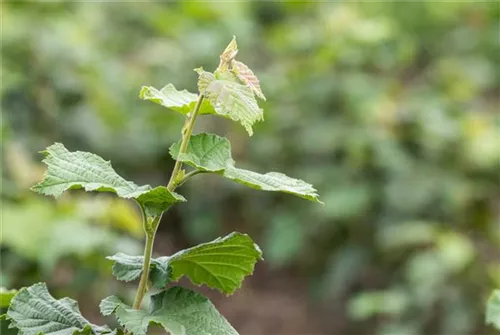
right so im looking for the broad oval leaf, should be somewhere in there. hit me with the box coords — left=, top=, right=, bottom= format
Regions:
left=167, top=232, right=262, bottom=294
left=170, top=133, right=322, bottom=203
left=139, top=84, right=214, bottom=116
left=107, top=232, right=262, bottom=295
left=101, top=287, right=238, bottom=335
left=6, top=283, right=109, bottom=335
left=487, top=290, right=500, bottom=330
left=31, top=143, right=186, bottom=216
left=196, top=68, right=263, bottom=136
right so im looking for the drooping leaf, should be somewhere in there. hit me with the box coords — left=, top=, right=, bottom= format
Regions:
left=139, top=84, right=214, bottom=116
left=31, top=143, right=186, bottom=216
left=106, top=253, right=171, bottom=289
left=0, top=288, right=18, bottom=308
left=6, top=283, right=109, bottom=335
left=107, top=232, right=262, bottom=294
left=486, top=290, right=500, bottom=330
left=103, top=287, right=238, bottom=335
left=231, top=60, right=266, bottom=100
left=196, top=68, right=263, bottom=136
left=170, top=133, right=322, bottom=203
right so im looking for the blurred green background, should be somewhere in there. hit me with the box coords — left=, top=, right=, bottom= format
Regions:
left=1, top=2, right=499, bottom=334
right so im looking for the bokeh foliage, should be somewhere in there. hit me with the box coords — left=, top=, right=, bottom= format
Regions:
left=2, top=2, right=499, bottom=334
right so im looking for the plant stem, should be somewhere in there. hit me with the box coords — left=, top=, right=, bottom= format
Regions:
left=167, top=95, right=205, bottom=191
left=132, top=217, right=157, bottom=309
left=131, top=94, right=204, bottom=310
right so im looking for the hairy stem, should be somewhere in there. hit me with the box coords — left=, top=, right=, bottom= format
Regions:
left=131, top=94, right=204, bottom=309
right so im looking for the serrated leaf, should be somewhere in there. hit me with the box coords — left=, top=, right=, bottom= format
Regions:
left=139, top=84, right=214, bottom=116
left=170, top=133, right=322, bottom=203
left=106, top=253, right=171, bottom=289
left=196, top=69, right=263, bottom=136
left=486, top=290, right=500, bottom=330
left=169, top=133, right=232, bottom=172
left=0, top=288, right=18, bottom=308
left=105, top=287, right=238, bottom=335
left=107, top=232, right=262, bottom=294
left=6, top=283, right=109, bottom=335
left=100, top=296, right=123, bottom=316
left=31, top=143, right=186, bottom=216
left=231, top=60, right=265, bottom=100
left=167, top=232, right=262, bottom=294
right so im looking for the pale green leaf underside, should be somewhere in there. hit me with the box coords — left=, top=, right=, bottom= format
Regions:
left=102, top=287, right=238, bottom=335
left=107, top=232, right=262, bottom=295
left=170, top=133, right=322, bottom=203
left=486, top=290, right=500, bottom=330
left=196, top=68, right=263, bottom=136
left=106, top=253, right=171, bottom=289
left=6, top=283, right=109, bottom=335
left=0, top=288, right=18, bottom=308
left=31, top=143, right=186, bottom=216
left=139, top=84, right=214, bottom=115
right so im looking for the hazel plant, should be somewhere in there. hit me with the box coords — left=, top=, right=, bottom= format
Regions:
left=3, top=37, right=321, bottom=335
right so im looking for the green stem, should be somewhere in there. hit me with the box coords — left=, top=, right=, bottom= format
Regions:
left=167, top=95, right=205, bottom=191
left=132, top=216, right=157, bottom=309
left=177, top=170, right=204, bottom=187
left=131, top=94, right=204, bottom=310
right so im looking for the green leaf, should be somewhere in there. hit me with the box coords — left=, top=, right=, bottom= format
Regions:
left=6, top=283, right=109, bottom=335
left=167, top=232, right=262, bottom=294
left=170, top=133, right=322, bottom=203
left=108, top=232, right=262, bottom=294
left=169, top=132, right=232, bottom=172
left=196, top=68, right=263, bottom=136
left=106, top=253, right=171, bottom=289
left=100, top=296, right=123, bottom=316
left=0, top=288, right=18, bottom=308
left=31, top=143, right=186, bottom=215
left=231, top=60, right=266, bottom=100
left=139, top=84, right=214, bottom=116
left=486, top=290, right=500, bottom=330
left=104, top=287, right=238, bottom=335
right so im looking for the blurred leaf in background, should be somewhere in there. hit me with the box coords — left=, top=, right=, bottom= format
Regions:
left=1, top=1, right=499, bottom=334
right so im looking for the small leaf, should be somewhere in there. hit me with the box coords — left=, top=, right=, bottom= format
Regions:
left=108, top=287, right=238, bottom=335
left=6, top=283, right=109, bottom=335
left=170, top=133, right=322, bottom=203
left=135, top=186, right=186, bottom=217
left=196, top=69, right=263, bottom=136
left=0, top=288, right=18, bottom=308
left=231, top=60, right=266, bottom=100
left=100, top=296, right=123, bottom=316
left=108, top=232, right=262, bottom=294
left=486, top=290, right=500, bottom=330
left=106, top=253, right=171, bottom=289
left=31, top=143, right=186, bottom=216
left=218, top=36, right=238, bottom=70
left=139, top=84, right=214, bottom=115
